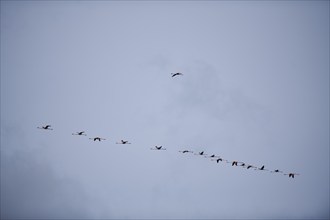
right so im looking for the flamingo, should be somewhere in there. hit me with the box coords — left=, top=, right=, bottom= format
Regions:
left=239, top=162, right=246, bottom=167
left=194, top=151, right=206, bottom=156
left=37, top=125, right=53, bottom=130
left=214, top=158, right=224, bottom=163
left=205, top=154, right=217, bottom=158
left=271, top=169, right=283, bottom=173
left=211, top=158, right=228, bottom=163
left=171, top=72, right=183, bottom=77
left=284, top=173, right=299, bottom=178
left=179, top=150, right=193, bottom=153
left=116, top=140, right=131, bottom=144
left=89, top=137, right=106, bottom=142
left=151, top=146, right=166, bottom=150
left=232, top=161, right=238, bottom=166
left=246, top=165, right=256, bottom=169
left=72, top=131, right=87, bottom=136
left=256, top=165, right=268, bottom=171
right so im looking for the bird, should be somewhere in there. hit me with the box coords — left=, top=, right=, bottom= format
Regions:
left=256, top=165, right=268, bottom=171
left=116, top=140, right=131, bottom=144
left=72, top=131, right=87, bottom=136
left=37, top=125, right=53, bottom=130
left=211, top=158, right=228, bottom=163
left=239, top=162, right=246, bottom=167
left=179, top=150, right=193, bottom=153
left=215, top=158, right=223, bottom=163
left=89, top=137, right=106, bottom=142
left=171, top=72, right=183, bottom=77
left=246, top=165, right=256, bottom=169
left=232, top=161, right=238, bottom=166
left=151, top=146, right=166, bottom=150
left=194, top=151, right=206, bottom=156
left=284, top=173, right=299, bottom=178
left=271, top=169, right=283, bottom=173
left=205, top=154, right=217, bottom=158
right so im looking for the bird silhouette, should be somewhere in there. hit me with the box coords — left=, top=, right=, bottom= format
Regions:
left=116, top=140, right=131, bottom=144
left=211, top=158, right=228, bottom=163
left=256, top=165, right=268, bottom=171
left=246, top=165, right=256, bottom=169
left=215, top=158, right=224, bottom=163
left=205, top=154, right=217, bottom=158
left=151, top=146, right=166, bottom=150
left=89, top=137, right=106, bottom=142
left=239, top=162, right=246, bottom=167
left=179, top=150, right=193, bottom=153
left=171, top=72, right=183, bottom=77
left=194, top=151, right=206, bottom=156
left=271, top=169, right=283, bottom=173
left=37, top=125, right=53, bottom=130
left=232, top=161, right=238, bottom=166
left=72, top=131, right=86, bottom=136
left=284, top=173, right=299, bottom=178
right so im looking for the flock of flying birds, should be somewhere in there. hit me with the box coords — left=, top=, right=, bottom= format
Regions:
left=37, top=72, right=299, bottom=179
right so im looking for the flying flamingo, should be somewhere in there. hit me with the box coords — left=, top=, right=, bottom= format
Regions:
left=116, top=140, right=131, bottom=144
left=239, top=162, right=246, bottom=167
left=246, top=165, right=256, bottom=169
left=271, top=169, right=283, bottom=173
left=212, top=158, right=227, bottom=163
left=194, top=151, right=206, bottom=156
left=255, top=165, right=269, bottom=171
left=151, top=146, right=166, bottom=150
left=89, top=137, right=106, bottom=142
left=72, top=131, right=87, bottom=136
left=284, top=173, right=299, bottom=178
left=205, top=154, right=218, bottom=158
left=37, top=125, right=53, bottom=130
left=179, top=150, right=193, bottom=153
left=171, top=72, right=183, bottom=77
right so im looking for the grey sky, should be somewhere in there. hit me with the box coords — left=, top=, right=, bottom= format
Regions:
left=1, top=1, right=329, bottom=219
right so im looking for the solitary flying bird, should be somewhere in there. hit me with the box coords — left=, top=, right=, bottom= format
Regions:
left=171, top=72, right=183, bottom=77
left=37, top=125, right=53, bottom=130
left=89, top=137, right=106, bottom=142
left=72, top=131, right=87, bottom=136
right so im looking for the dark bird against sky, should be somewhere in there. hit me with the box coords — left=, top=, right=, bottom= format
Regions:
left=89, top=137, right=106, bottom=142
left=37, top=125, right=53, bottom=130
left=116, top=140, right=131, bottom=144
left=171, top=72, right=183, bottom=77
left=72, top=131, right=87, bottom=136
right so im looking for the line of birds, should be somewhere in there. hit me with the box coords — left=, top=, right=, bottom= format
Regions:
left=37, top=72, right=299, bottom=179
left=37, top=124, right=299, bottom=179
left=179, top=150, right=299, bottom=178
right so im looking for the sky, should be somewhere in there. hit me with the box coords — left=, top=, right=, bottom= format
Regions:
left=1, top=1, right=329, bottom=219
